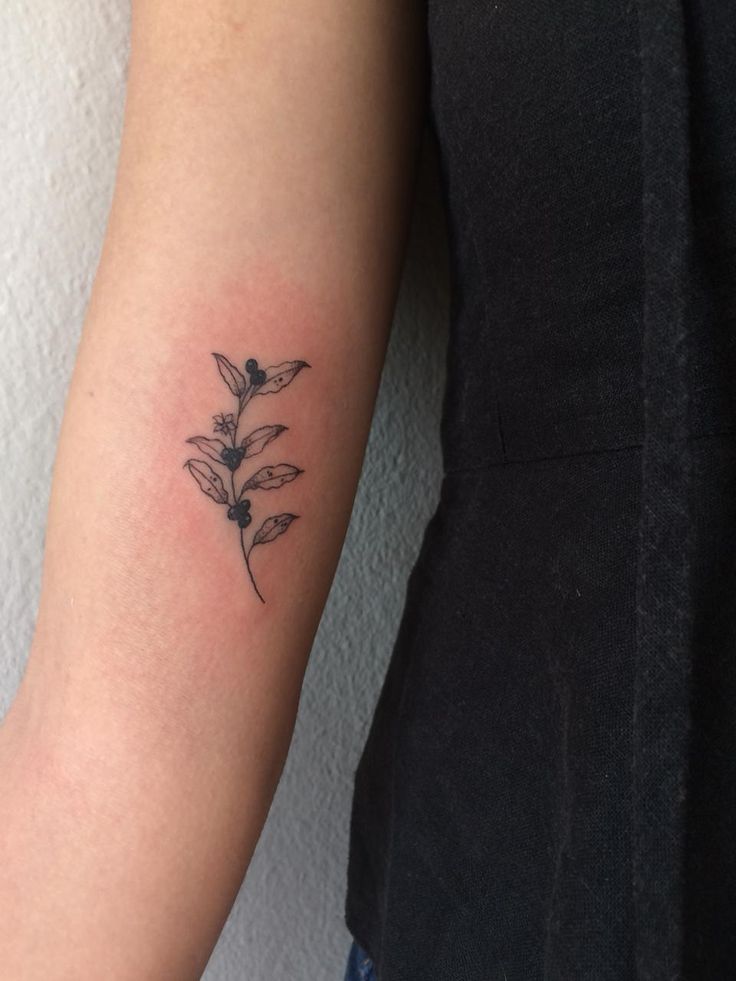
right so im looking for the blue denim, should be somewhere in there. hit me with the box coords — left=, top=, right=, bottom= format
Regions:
left=342, top=940, right=377, bottom=981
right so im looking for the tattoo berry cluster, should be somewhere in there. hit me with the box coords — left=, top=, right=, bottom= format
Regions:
left=245, top=358, right=267, bottom=387
left=184, top=352, right=310, bottom=603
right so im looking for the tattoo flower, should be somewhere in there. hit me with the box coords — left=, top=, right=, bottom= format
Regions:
left=184, top=352, right=310, bottom=603
left=213, top=412, right=236, bottom=436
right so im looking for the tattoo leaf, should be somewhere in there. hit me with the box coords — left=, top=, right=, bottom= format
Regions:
left=185, top=351, right=308, bottom=602
left=254, top=360, right=310, bottom=396
left=241, top=424, right=287, bottom=458
left=184, top=459, right=229, bottom=504
left=241, top=463, right=303, bottom=492
left=213, top=353, right=247, bottom=397
left=252, top=513, right=298, bottom=546
left=185, top=436, right=228, bottom=465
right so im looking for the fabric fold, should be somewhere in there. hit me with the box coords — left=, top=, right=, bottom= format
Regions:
left=633, top=1, right=695, bottom=977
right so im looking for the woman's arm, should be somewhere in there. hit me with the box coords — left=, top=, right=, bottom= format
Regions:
left=0, top=1, right=425, bottom=976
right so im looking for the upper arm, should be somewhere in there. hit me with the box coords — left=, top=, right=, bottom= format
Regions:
left=1, top=5, right=427, bottom=978
left=46, top=0, right=428, bottom=657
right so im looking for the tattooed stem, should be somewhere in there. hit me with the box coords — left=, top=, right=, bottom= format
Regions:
left=184, top=353, right=309, bottom=603
left=238, top=386, right=254, bottom=420
left=230, top=467, right=264, bottom=601
left=241, top=529, right=265, bottom=603
left=232, top=392, right=244, bottom=447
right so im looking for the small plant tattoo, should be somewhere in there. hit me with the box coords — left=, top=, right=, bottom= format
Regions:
left=184, top=353, right=310, bottom=603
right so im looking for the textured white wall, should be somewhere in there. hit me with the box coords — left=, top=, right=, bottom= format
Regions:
left=0, top=3, right=448, bottom=978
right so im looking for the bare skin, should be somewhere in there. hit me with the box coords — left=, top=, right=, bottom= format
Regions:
left=0, top=1, right=425, bottom=977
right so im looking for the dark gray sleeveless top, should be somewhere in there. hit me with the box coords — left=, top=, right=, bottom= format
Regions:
left=346, top=2, right=736, bottom=978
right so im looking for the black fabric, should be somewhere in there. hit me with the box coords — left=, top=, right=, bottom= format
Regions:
left=344, top=2, right=736, bottom=978
left=633, top=1, right=694, bottom=977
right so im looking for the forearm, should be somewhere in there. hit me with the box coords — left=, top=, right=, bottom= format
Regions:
left=0, top=1, right=424, bottom=976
